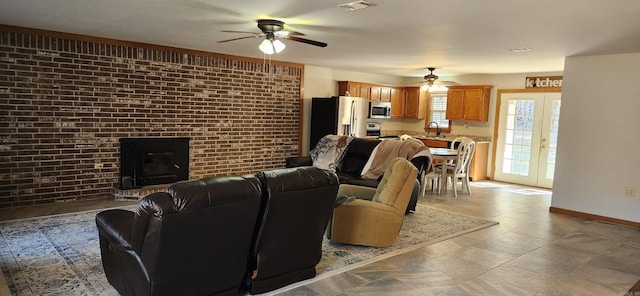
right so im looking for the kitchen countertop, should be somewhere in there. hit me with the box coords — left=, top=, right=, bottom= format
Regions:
left=416, top=136, right=491, bottom=143
left=378, top=132, right=491, bottom=143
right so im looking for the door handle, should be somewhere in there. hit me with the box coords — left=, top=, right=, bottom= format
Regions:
left=541, top=138, right=546, bottom=149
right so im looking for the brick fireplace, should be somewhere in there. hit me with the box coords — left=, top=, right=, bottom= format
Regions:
left=119, top=137, right=190, bottom=189
left=0, top=26, right=303, bottom=208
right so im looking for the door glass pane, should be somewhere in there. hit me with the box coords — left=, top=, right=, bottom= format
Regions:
left=505, top=130, right=514, bottom=145
left=544, top=100, right=562, bottom=179
left=522, top=146, right=532, bottom=162
left=523, top=130, right=533, bottom=146
left=503, top=159, right=512, bottom=173
left=507, top=115, right=515, bottom=129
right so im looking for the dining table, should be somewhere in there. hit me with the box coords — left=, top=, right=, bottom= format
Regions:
left=428, top=147, right=458, bottom=194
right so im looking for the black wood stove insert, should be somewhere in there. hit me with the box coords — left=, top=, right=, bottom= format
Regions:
left=119, top=137, right=189, bottom=189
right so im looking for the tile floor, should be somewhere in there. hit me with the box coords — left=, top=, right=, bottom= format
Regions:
left=0, top=182, right=638, bottom=296
left=275, top=181, right=640, bottom=296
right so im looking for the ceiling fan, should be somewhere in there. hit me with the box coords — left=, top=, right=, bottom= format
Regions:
left=423, top=67, right=439, bottom=87
left=421, top=67, right=456, bottom=91
left=218, top=19, right=328, bottom=54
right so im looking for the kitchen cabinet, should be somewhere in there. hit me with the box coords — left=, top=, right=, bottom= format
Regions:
left=390, top=88, right=404, bottom=118
left=468, top=142, right=489, bottom=181
left=421, top=139, right=449, bottom=148
left=403, top=87, right=427, bottom=119
left=359, top=85, right=371, bottom=100
left=371, top=86, right=392, bottom=102
left=446, top=85, right=492, bottom=121
left=338, top=82, right=425, bottom=116
left=338, top=81, right=359, bottom=97
left=337, top=81, right=371, bottom=100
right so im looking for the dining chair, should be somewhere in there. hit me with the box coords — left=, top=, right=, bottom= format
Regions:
left=436, top=139, right=476, bottom=197
left=436, top=136, right=474, bottom=171
left=450, top=136, right=474, bottom=150
left=411, top=149, right=438, bottom=196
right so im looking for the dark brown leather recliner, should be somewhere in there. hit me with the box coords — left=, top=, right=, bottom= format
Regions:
left=244, top=167, right=339, bottom=294
left=95, top=175, right=262, bottom=296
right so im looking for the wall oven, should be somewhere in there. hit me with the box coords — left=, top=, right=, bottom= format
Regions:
left=369, top=101, right=391, bottom=119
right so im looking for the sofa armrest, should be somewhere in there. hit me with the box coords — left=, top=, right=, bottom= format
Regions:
left=338, top=184, right=377, bottom=201
left=285, top=156, right=312, bottom=168
left=330, top=199, right=404, bottom=246
left=96, top=209, right=136, bottom=251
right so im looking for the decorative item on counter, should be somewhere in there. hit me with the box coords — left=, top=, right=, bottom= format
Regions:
left=399, top=134, right=413, bottom=141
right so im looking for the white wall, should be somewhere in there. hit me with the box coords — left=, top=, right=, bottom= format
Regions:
left=551, top=53, right=640, bottom=222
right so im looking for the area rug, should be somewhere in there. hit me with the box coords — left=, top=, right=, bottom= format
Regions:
left=0, top=204, right=497, bottom=295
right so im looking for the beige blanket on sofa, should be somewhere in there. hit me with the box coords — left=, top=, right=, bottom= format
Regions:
left=362, top=138, right=427, bottom=179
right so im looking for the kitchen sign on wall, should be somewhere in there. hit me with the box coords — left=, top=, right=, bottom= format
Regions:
left=525, top=76, right=563, bottom=88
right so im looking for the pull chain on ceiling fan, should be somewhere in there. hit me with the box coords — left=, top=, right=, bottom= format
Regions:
left=218, top=19, right=328, bottom=55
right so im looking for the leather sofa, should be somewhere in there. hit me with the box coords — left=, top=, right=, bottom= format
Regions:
left=286, top=137, right=431, bottom=214
left=96, top=175, right=262, bottom=296
left=96, top=166, right=339, bottom=296
left=245, top=167, right=339, bottom=294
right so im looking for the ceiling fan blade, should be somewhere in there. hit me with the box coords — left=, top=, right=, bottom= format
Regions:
left=221, top=30, right=261, bottom=34
left=435, top=80, right=458, bottom=86
left=277, top=30, right=305, bottom=36
left=284, top=36, right=327, bottom=48
left=218, top=35, right=263, bottom=43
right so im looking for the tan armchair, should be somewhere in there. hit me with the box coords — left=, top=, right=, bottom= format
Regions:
left=327, top=157, right=419, bottom=247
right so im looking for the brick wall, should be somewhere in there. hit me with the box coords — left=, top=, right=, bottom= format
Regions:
left=0, top=26, right=303, bottom=208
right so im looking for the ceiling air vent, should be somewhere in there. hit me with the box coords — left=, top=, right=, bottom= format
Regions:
left=508, top=47, right=532, bottom=53
left=338, top=0, right=376, bottom=11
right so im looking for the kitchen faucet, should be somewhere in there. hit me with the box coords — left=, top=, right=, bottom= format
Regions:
left=427, top=121, right=441, bottom=137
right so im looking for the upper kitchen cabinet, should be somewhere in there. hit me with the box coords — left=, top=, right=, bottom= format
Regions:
left=371, top=86, right=392, bottom=102
left=390, top=87, right=405, bottom=118
left=446, top=85, right=492, bottom=121
left=403, top=87, right=427, bottom=119
left=338, top=81, right=360, bottom=97
left=359, top=85, right=371, bottom=100
left=337, top=81, right=371, bottom=100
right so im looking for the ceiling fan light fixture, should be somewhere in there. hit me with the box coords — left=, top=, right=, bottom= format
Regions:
left=259, top=39, right=286, bottom=54
left=423, top=67, right=439, bottom=84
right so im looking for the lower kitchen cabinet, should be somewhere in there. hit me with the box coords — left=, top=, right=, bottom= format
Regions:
left=468, top=142, right=488, bottom=181
left=420, top=139, right=449, bottom=148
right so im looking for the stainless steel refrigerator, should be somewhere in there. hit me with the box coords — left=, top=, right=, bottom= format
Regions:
left=310, top=96, right=369, bottom=151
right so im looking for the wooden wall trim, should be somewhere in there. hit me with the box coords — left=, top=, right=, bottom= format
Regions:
left=298, top=65, right=306, bottom=156
left=0, top=24, right=304, bottom=69
left=549, top=207, right=640, bottom=229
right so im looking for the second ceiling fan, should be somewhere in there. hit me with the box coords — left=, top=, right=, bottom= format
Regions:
left=218, top=19, right=328, bottom=54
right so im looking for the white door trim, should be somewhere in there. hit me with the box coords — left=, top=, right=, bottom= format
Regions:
left=491, top=88, right=562, bottom=187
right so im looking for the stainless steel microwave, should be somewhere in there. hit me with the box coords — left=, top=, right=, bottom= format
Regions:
left=369, top=101, right=391, bottom=119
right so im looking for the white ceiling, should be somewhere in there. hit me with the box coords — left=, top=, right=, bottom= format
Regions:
left=1, top=0, right=640, bottom=78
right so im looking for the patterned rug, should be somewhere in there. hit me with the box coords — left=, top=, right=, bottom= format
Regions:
left=0, top=204, right=497, bottom=295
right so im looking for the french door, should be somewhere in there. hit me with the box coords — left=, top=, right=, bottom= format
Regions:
left=494, top=92, right=561, bottom=188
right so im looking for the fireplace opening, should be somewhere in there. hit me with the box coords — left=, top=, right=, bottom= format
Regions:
left=119, top=137, right=189, bottom=189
